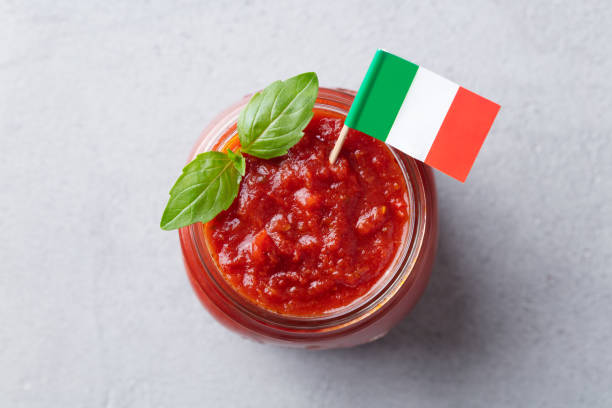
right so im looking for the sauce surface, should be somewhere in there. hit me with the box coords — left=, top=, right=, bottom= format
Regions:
left=206, top=112, right=409, bottom=316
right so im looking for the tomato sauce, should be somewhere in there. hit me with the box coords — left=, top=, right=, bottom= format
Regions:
left=205, top=111, right=410, bottom=316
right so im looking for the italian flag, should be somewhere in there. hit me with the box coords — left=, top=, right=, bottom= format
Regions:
left=345, top=50, right=500, bottom=182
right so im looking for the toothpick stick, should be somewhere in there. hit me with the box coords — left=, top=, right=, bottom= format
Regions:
left=328, top=124, right=349, bottom=164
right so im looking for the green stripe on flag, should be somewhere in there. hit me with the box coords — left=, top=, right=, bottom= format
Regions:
left=345, top=50, right=419, bottom=141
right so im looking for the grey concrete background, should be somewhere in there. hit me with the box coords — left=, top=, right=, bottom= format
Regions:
left=1, top=0, right=611, bottom=406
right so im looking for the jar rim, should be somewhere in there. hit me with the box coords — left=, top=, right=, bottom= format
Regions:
left=179, top=87, right=430, bottom=333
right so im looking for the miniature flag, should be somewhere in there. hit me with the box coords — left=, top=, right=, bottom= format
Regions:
left=345, top=50, right=500, bottom=182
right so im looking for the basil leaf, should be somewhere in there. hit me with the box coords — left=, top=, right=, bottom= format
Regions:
left=161, top=73, right=320, bottom=231
left=238, top=72, right=318, bottom=159
left=227, top=149, right=245, bottom=176
left=160, top=151, right=241, bottom=230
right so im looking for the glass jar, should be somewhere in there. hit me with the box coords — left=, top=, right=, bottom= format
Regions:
left=178, top=88, right=438, bottom=349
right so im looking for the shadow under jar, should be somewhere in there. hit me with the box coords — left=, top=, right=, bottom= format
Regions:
left=179, top=88, right=438, bottom=349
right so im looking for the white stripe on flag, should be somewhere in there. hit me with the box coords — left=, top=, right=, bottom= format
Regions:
left=386, top=67, right=459, bottom=161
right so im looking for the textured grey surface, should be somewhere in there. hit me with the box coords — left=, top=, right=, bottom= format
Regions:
left=1, top=1, right=612, bottom=406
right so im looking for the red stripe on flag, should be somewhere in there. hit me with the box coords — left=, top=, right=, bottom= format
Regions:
left=424, top=87, right=500, bottom=182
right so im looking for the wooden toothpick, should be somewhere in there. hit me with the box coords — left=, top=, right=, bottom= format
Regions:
left=328, top=124, right=349, bottom=164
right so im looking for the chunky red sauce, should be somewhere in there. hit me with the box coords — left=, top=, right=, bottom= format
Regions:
left=206, top=111, right=409, bottom=316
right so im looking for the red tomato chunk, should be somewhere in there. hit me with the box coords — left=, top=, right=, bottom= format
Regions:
left=206, top=113, right=410, bottom=316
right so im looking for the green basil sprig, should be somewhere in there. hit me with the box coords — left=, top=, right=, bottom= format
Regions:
left=161, top=72, right=318, bottom=230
